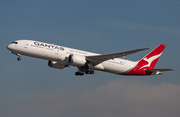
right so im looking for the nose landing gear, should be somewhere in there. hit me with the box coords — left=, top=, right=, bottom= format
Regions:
left=16, top=54, right=21, bottom=61
left=12, top=52, right=21, bottom=61
left=17, top=57, right=21, bottom=61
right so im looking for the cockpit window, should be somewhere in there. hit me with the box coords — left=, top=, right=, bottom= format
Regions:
left=11, top=42, right=18, bottom=44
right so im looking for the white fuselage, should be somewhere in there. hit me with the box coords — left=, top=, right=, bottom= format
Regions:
left=7, top=40, right=138, bottom=75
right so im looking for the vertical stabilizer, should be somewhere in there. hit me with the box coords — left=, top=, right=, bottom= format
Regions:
left=137, top=44, right=166, bottom=70
left=125, top=44, right=166, bottom=75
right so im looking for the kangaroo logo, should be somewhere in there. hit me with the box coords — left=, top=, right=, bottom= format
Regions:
left=139, top=53, right=162, bottom=70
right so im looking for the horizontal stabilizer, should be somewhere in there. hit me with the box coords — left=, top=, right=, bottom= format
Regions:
left=145, top=69, right=174, bottom=72
left=144, top=69, right=174, bottom=75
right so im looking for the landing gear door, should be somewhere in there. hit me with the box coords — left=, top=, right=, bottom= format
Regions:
left=24, top=42, right=29, bottom=48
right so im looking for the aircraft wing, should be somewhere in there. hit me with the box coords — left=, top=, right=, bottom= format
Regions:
left=86, top=47, right=150, bottom=66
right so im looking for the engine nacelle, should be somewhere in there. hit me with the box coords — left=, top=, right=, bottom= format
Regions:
left=48, top=61, right=65, bottom=69
left=68, top=54, right=86, bottom=67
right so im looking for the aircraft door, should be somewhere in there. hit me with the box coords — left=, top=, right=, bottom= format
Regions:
left=24, top=42, right=29, bottom=48
left=55, top=49, right=59, bottom=55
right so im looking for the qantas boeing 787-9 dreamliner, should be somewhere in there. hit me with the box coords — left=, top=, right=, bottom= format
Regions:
left=7, top=40, right=173, bottom=76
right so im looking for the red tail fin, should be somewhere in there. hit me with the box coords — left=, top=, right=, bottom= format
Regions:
left=125, top=44, right=166, bottom=75
left=137, top=44, right=166, bottom=70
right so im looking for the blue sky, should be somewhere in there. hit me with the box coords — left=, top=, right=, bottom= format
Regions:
left=1, top=0, right=180, bottom=117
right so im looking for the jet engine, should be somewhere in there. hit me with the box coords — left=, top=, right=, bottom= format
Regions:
left=68, top=54, right=87, bottom=67
left=48, top=61, right=66, bottom=69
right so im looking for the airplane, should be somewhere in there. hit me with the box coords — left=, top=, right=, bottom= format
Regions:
left=7, top=40, right=173, bottom=76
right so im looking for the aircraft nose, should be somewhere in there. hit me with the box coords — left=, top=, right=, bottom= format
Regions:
left=7, top=44, right=12, bottom=51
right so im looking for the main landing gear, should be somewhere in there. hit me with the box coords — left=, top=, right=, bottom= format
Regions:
left=85, top=70, right=94, bottom=74
left=75, top=72, right=84, bottom=76
left=75, top=70, right=95, bottom=76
